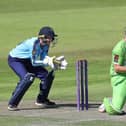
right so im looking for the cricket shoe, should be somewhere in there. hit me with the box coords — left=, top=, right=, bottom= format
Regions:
left=35, top=99, right=56, bottom=108
left=8, top=105, right=19, bottom=111
left=98, top=103, right=106, bottom=113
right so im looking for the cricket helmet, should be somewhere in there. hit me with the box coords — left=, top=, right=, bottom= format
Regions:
left=38, top=26, right=57, bottom=41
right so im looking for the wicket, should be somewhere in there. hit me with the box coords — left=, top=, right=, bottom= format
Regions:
left=76, top=59, right=88, bottom=111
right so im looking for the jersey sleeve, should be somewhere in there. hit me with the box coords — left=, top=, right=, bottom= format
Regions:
left=112, top=41, right=125, bottom=65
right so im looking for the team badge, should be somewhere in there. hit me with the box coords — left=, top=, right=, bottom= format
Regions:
left=114, top=55, right=119, bottom=63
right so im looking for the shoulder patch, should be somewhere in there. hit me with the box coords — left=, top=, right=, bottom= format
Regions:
left=114, top=55, right=119, bottom=63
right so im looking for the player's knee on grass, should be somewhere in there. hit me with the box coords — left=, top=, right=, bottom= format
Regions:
left=103, top=97, right=125, bottom=115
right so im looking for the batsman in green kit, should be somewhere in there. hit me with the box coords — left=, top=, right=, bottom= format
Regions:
left=99, top=35, right=126, bottom=115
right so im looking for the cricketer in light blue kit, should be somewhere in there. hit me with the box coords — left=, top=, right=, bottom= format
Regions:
left=8, top=26, right=68, bottom=111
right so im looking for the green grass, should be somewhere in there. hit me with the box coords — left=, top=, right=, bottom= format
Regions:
left=1, top=0, right=126, bottom=13
left=0, top=0, right=124, bottom=104
left=1, top=0, right=126, bottom=125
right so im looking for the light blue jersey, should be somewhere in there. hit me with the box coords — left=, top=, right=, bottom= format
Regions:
left=9, top=37, right=49, bottom=66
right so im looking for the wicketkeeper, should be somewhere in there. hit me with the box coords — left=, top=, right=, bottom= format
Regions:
left=7, top=26, right=68, bottom=111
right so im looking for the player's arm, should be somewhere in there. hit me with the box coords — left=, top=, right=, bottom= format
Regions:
left=31, top=43, right=67, bottom=69
left=112, top=41, right=126, bottom=73
left=114, top=64, right=126, bottom=73
left=32, top=49, right=56, bottom=68
left=113, top=53, right=126, bottom=73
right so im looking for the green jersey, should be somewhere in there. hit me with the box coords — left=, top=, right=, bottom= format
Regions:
left=110, top=39, right=126, bottom=76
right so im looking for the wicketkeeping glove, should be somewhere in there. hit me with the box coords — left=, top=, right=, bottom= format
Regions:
left=43, top=56, right=56, bottom=69
left=53, top=56, right=68, bottom=70
left=60, top=59, right=68, bottom=70
left=48, top=56, right=56, bottom=69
